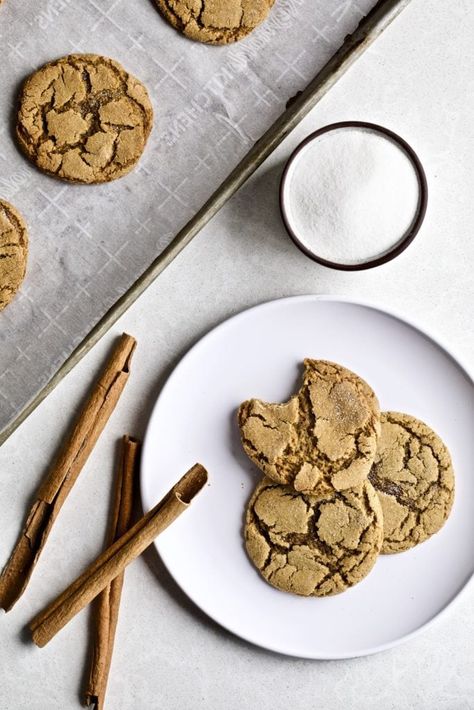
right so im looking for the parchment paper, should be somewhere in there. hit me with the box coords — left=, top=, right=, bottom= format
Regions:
left=0, top=0, right=376, bottom=432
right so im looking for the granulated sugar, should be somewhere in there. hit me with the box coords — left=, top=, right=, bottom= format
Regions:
left=284, top=127, right=420, bottom=265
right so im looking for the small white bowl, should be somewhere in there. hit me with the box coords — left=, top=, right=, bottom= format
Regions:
left=279, top=121, right=428, bottom=271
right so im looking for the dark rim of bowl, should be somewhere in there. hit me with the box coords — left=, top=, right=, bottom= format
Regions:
left=279, top=121, right=428, bottom=271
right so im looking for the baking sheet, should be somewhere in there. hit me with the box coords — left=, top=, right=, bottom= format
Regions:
left=0, top=0, right=378, bottom=434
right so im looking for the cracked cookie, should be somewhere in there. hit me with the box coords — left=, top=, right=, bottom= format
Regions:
left=16, top=54, right=153, bottom=184
left=0, top=199, right=28, bottom=310
left=155, top=0, right=275, bottom=45
left=245, top=478, right=383, bottom=596
left=368, top=412, right=455, bottom=554
left=238, top=359, right=380, bottom=496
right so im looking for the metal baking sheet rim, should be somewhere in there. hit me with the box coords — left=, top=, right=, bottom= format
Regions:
left=0, top=0, right=411, bottom=446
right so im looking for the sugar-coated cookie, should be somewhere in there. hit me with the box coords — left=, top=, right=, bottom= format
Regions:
left=245, top=477, right=383, bottom=596
left=239, top=359, right=380, bottom=496
left=16, top=54, right=153, bottom=184
left=155, top=0, right=275, bottom=44
left=0, top=199, right=28, bottom=310
left=369, top=412, right=455, bottom=553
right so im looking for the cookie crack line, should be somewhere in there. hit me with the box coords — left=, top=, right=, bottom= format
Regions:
left=247, top=413, right=282, bottom=432
left=370, top=465, right=452, bottom=516
left=384, top=412, right=449, bottom=468
left=240, top=433, right=271, bottom=465
left=368, top=469, right=416, bottom=510
left=249, top=509, right=289, bottom=558
left=0, top=242, right=24, bottom=250
left=196, top=0, right=205, bottom=27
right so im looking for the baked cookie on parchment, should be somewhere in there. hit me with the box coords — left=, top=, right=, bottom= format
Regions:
left=369, top=412, right=455, bottom=553
left=155, top=0, right=275, bottom=45
left=245, top=477, right=383, bottom=596
left=238, top=359, right=380, bottom=496
left=0, top=199, right=28, bottom=311
left=16, top=54, right=153, bottom=184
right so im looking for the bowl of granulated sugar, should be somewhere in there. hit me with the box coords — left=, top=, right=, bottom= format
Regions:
left=279, top=121, right=427, bottom=270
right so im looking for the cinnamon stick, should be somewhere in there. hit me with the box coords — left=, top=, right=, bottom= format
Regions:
left=0, top=333, right=137, bottom=612
left=85, top=435, right=139, bottom=710
left=30, top=463, right=208, bottom=648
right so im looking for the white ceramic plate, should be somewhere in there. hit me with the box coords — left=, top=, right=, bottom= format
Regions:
left=141, top=295, right=474, bottom=659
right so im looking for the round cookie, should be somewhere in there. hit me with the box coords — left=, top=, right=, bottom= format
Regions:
left=155, top=0, right=275, bottom=45
left=238, top=359, right=380, bottom=496
left=0, top=199, right=28, bottom=310
left=245, top=478, right=383, bottom=596
left=16, top=54, right=153, bottom=184
left=368, top=412, right=455, bottom=554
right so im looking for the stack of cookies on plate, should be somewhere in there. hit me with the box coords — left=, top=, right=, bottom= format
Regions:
left=238, top=360, right=455, bottom=597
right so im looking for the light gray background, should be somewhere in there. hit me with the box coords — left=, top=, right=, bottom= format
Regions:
left=0, top=0, right=375, bottom=432
left=1, top=1, right=474, bottom=708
